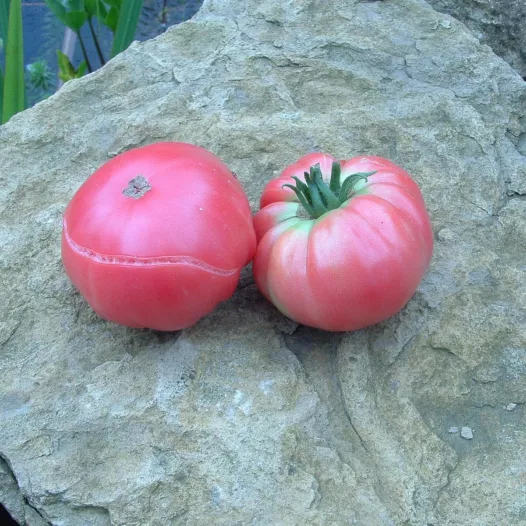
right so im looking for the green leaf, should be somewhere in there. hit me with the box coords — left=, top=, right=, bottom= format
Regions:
left=57, top=49, right=86, bottom=82
left=338, top=171, right=376, bottom=202
left=77, top=60, right=87, bottom=76
left=2, top=0, right=24, bottom=123
left=104, top=0, right=122, bottom=7
left=0, top=0, right=9, bottom=43
left=96, top=0, right=122, bottom=33
left=306, top=175, right=327, bottom=216
left=282, top=184, right=316, bottom=218
left=0, top=68, right=4, bottom=117
left=57, top=49, right=74, bottom=81
left=311, top=164, right=340, bottom=209
left=45, top=0, right=68, bottom=26
left=329, top=161, right=342, bottom=193
left=84, top=0, right=107, bottom=18
left=0, top=0, right=8, bottom=115
left=103, top=6, right=119, bottom=32
left=289, top=176, right=311, bottom=203
left=66, top=0, right=85, bottom=9
left=110, top=0, right=143, bottom=58
left=65, top=10, right=89, bottom=31
left=45, top=0, right=88, bottom=32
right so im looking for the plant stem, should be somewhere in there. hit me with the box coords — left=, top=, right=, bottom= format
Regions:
left=282, top=162, right=376, bottom=219
left=88, top=17, right=106, bottom=67
left=160, top=0, right=167, bottom=31
left=77, top=30, right=93, bottom=73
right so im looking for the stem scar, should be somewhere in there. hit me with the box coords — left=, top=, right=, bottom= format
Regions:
left=123, top=175, right=151, bottom=199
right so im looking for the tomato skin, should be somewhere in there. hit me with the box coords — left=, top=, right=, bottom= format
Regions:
left=253, top=153, right=434, bottom=332
left=62, top=142, right=256, bottom=330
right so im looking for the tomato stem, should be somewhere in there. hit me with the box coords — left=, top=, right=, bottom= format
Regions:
left=282, top=162, right=375, bottom=219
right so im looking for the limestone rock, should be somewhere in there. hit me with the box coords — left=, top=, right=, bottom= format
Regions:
left=427, top=0, right=526, bottom=77
left=1, top=0, right=525, bottom=524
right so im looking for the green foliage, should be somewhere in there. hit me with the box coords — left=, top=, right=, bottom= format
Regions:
left=84, top=0, right=107, bottom=18
left=0, top=1, right=9, bottom=43
left=111, top=0, right=143, bottom=58
left=0, top=0, right=145, bottom=122
left=45, top=0, right=88, bottom=32
left=0, top=68, right=4, bottom=115
left=44, top=0, right=144, bottom=80
left=102, top=0, right=120, bottom=33
left=2, top=0, right=24, bottom=124
left=0, top=3, right=8, bottom=119
left=57, top=49, right=86, bottom=82
left=26, top=59, right=54, bottom=91
left=26, top=59, right=55, bottom=107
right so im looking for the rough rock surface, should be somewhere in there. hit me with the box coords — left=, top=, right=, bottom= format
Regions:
left=1, top=0, right=525, bottom=524
left=426, top=0, right=526, bottom=77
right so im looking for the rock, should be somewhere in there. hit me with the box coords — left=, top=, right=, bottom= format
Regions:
left=0, top=458, right=47, bottom=526
left=426, top=0, right=526, bottom=78
left=460, top=427, right=474, bottom=440
left=0, top=0, right=525, bottom=525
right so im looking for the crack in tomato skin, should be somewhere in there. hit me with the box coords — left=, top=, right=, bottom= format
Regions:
left=61, top=142, right=256, bottom=331
left=63, top=218, right=239, bottom=276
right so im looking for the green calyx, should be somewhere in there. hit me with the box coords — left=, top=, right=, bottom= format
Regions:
left=282, top=161, right=376, bottom=219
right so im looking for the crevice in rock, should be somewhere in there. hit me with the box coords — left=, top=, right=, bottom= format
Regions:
left=334, top=371, right=370, bottom=453
left=493, top=185, right=526, bottom=225
left=433, top=455, right=460, bottom=515
left=282, top=326, right=370, bottom=453
left=281, top=326, right=392, bottom=514
left=429, top=344, right=466, bottom=363
left=0, top=452, right=52, bottom=526
left=385, top=334, right=417, bottom=368
left=0, top=503, right=18, bottom=526
left=506, top=190, right=526, bottom=200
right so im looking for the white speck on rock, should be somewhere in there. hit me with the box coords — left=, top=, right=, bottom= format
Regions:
left=448, top=426, right=459, bottom=433
left=506, top=403, right=517, bottom=411
left=437, top=228, right=455, bottom=242
left=239, top=398, right=252, bottom=415
left=259, top=379, right=274, bottom=395
left=226, top=390, right=253, bottom=418
left=233, top=390, right=244, bottom=405
left=461, top=426, right=473, bottom=439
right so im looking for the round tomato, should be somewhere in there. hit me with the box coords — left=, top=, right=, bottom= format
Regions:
left=62, top=142, right=256, bottom=331
left=253, top=153, right=433, bottom=332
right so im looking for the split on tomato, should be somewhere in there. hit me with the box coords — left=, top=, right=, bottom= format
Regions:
left=62, top=142, right=256, bottom=331
left=253, top=152, right=434, bottom=332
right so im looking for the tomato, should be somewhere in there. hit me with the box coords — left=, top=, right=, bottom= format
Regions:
left=62, top=142, right=256, bottom=331
left=253, top=153, right=433, bottom=331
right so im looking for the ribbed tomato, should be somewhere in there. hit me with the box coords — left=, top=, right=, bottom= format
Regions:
left=62, top=142, right=256, bottom=331
left=253, top=153, right=433, bottom=331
